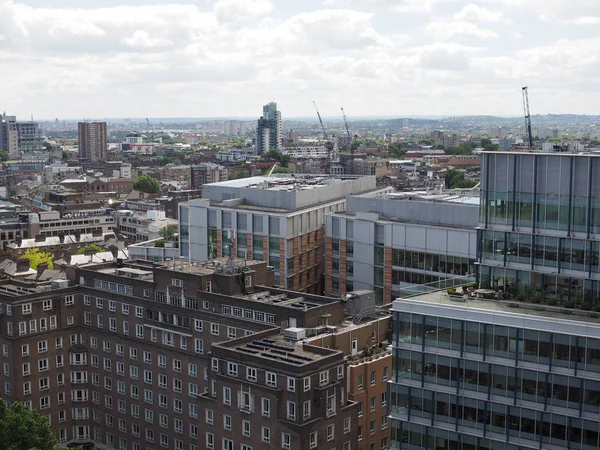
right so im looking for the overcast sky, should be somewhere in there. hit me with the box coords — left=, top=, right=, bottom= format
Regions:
left=1, top=0, right=599, bottom=120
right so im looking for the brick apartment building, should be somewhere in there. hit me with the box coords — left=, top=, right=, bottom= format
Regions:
left=0, top=257, right=365, bottom=450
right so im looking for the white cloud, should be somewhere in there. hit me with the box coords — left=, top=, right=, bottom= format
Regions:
left=454, top=4, right=512, bottom=24
left=425, top=21, right=498, bottom=40
left=0, top=0, right=599, bottom=117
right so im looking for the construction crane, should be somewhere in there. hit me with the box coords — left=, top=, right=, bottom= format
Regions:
left=312, top=101, right=334, bottom=159
left=341, top=107, right=353, bottom=154
left=522, top=87, right=533, bottom=149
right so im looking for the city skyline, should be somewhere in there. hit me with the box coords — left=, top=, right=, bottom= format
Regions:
left=2, top=0, right=600, bottom=119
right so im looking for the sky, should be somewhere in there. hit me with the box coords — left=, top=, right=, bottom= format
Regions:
left=1, top=0, right=600, bottom=120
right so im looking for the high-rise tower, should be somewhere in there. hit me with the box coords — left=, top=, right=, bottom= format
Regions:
left=78, top=122, right=107, bottom=162
left=256, top=102, right=281, bottom=154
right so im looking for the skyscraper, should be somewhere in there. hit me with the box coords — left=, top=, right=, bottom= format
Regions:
left=256, top=102, right=281, bottom=153
left=78, top=122, right=107, bottom=162
left=0, top=113, right=18, bottom=158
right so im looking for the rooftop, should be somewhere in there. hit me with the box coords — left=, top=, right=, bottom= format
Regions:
left=236, top=288, right=337, bottom=310
left=220, top=333, right=340, bottom=367
left=394, top=289, right=600, bottom=328
left=205, top=174, right=364, bottom=191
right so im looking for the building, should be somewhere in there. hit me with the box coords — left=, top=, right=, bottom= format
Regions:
left=0, top=256, right=367, bottom=450
left=115, top=209, right=178, bottom=243
left=0, top=113, right=18, bottom=158
left=78, top=122, right=108, bottom=162
left=390, top=285, right=600, bottom=449
left=256, top=102, right=282, bottom=153
left=190, top=163, right=223, bottom=189
left=305, top=304, right=392, bottom=450
left=17, top=121, right=45, bottom=156
left=180, top=174, right=379, bottom=292
left=479, top=150, right=600, bottom=301
left=325, top=191, right=478, bottom=304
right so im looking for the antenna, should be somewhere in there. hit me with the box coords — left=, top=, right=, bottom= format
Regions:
left=522, top=87, right=533, bottom=149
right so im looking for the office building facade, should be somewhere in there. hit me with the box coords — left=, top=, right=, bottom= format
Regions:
left=179, top=174, right=379, bottom=293
left=325, top=193, right=478, bottom=304
left=0, top=113, right=18, bottom=158
left=390, top=290, right=600, bottom=450
left=78, top=122, right=108, bottom=162
left=479, top=151, right=600, bottom=301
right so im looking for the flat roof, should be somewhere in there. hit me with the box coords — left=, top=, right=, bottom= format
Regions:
left=205, top=174, right=360, bottom=191
left=232, top=335, right=330, bottom=366
left=237, top=290, right=328, bottom=310
left=394, top=290, right=600, bottom=327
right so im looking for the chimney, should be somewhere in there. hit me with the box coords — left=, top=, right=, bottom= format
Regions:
left=109, top=245, right=118, bottom=258
left=16, top=258, right=30, bottom=273
left=73, top=231, right=81, bottom=242
left=37, top=262, right=48, bottom=278
left=35, top=234, right=45, bottom=243
left=84, top=249, right=96, bottom=256
left=15, top=234, right=22, bottom=246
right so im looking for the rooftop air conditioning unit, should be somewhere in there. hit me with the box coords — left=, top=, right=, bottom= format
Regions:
left=51, top=279, right=69, bottom=290
left=284, top=327, right=306, bottom=341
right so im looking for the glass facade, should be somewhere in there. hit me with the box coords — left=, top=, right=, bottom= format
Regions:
left=391, top=309, right=600, bottom=450
left=479, top=152, right=600, bottom=301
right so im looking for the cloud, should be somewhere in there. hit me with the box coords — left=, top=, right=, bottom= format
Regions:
left=425, top=21, right=498, bottom=40
left=122, top=30, right=172, bottom=48
left=454, top=4, right=512, bottom=24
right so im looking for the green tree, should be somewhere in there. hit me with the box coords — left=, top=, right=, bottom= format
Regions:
left=22, top=248, right=54, bottom=270
left=133, top=174, right=161, bottom=193
left=0, top=150, right=8, bottom=162
left=76, top=243, right=105, bottom=255
left=159, top=226, right=177, bottom=241
left=480, top=138, right=492, bottom=148
left=0, top=398, right=77, bottom=450
left=261, top=150, right=291, bottom=168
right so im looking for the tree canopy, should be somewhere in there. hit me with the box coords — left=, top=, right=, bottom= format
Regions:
left=23, top=248, right=54, bottom=270
left=0, top=399, right=76, bottom=450
left=0, top=150, right=8, bottom=162
left=133, top=174, right=161, bottom=193
left=444, top=169, right=478, bottom=189
left=261, top=150, right=290, bottom=168
left=76, top=243, right=105, bottom=255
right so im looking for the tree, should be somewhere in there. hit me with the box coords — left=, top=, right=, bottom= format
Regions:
left=77, top=243, right=105, bottom=255
left=133, top=174, right=161, bottom=194
left=0, top=398, right=78, bottom=450
left=0, top=150, right=8, bottom=162
left=159, top=226, right=177, bottom=241
left=22, top=248, right=54, bottom=270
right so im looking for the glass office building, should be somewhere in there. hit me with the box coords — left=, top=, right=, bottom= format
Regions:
left=479, top=151, right=600, bottom=301
left=390, top=291, right=600, bottom=449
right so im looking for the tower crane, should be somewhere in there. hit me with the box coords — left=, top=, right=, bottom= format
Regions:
left=522, top=87, right=533, bottom=149
left=341, top=107, right=353, bottom=154
left=312, top=101, right=334, bottom=160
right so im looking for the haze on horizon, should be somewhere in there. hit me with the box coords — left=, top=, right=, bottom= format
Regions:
left=1, top=0, right=599, bottom=120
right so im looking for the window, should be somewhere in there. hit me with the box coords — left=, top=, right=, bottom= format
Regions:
left=122, top=304, right=129, bottom=315
left=370, top=396, right=376, bottom=411
left=38, top=359, right=48, bottom=372
left=310, top=431, right=317, bottom=449
left=262, top=398, right=270, bottom=417
left=261, top=426, right=270, bottom=443
left=50, top=316, right=57, bottom=329
left=211, top=323, right=219, bottom=336
left=227, top=362, right=238, bottom=377
left=223, top=387, right=231, bottom=405
left=95, top=298, right=103, bottom=309
left=23, top=381, right=31, bottom=395
left=358, top=374, right=364, bottom=389
left=194, top=319, right=203, bottom=331
left=304, top=376, right=311, bottom=391
left=242, top=420, right=251, bottom=437
left=206, top=433, right=214, bottom=450
left=22, top=303, right=32, bottom=315
left=29, top=320, right=36, bottom=333
left=327, top=424, right=334, bottom=441
left=55, top=337, right=62, bottom=349
left=381, top=414, right=388, bottom=429
left=172, top=278, right=183, bottom=287
left=286, top=401, right=296, bottom=421
left=223, top=414, right=232, bottom=431
left=39, top=318, right=47, bottom=331
left=370, top=370, right=376, bottom=386
left=43, top=299, right=52, bottom=311
left=205, top=282, right=212, bottom=293
left=383, top=365, right=389, bottom=381
left=370, top=419, right=376, bottom=435
left=173, top=359, right=182, bottom=373
left=40, top=396, right=50, bottom=409
left=266, top=372, right=277, bottom=388
left=227, top=327, right=236, bottom=339
left=21, top=344, right=29, bottom=356
left=136, top=306, right=143, bottom=318
left=222, top=439, right=233, bottom=450
left=247, top=367, right=257, bottom=382
left=381, top=392, right=387, bottom=407
left=320, top=370, right=329, bottom=386
left=287, top=377, right=295, bottom=392
left=282, top=432, right=291, bottom=450
left=108, top=300, right=116, bottom=312
left=344, top=417, right=351, bottom=433
left=303, top=400, right=311, bottom=420
left=206, top=409, right=213, bottom=425
left=211, top=358, right=219, bottom=372
left=158, top=355, right=166, bottom=368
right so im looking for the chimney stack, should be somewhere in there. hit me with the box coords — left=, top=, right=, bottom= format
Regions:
left=36, top=262, right=48, bottom=279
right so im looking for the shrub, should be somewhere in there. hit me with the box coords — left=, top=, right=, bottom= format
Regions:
left=594, top=304, right=600, bottom=313
left=532, top=296, right=542, bottom=304
left=447, top=288, right=460, bottom=296
left=546, top=298, right=557, bottom=306
left=581, top=302, right=593, bottom=311
left=563, top=301, right=575, bottom=309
